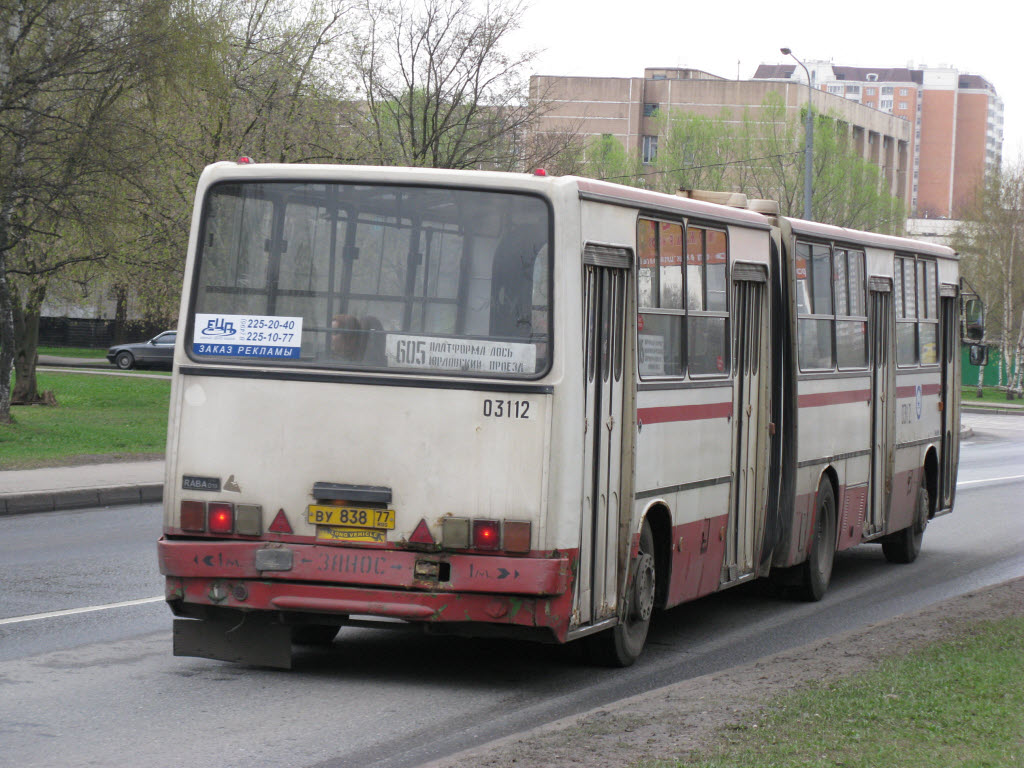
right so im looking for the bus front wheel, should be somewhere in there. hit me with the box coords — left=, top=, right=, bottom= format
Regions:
left=883, top=477, right=929, bottom=564
left=586, top=518, right=655, bottom=667
left=796, top=479, right=836, bottom=602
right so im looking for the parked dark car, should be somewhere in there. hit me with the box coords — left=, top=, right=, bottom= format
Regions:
left=107, top=331, right=177, bottom=370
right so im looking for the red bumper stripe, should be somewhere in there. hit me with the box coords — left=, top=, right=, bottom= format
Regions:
left=896, top=383, right=942, bottom=398
left=638, top=402, right=733, bottom=424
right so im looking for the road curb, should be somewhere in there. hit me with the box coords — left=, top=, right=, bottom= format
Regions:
left=0, top=484, right=163, bottom=517
left=962, top=405, right=1024, bottom=416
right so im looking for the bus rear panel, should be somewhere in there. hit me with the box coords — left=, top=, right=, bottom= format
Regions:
left=159, top=167, right=573, bottom=667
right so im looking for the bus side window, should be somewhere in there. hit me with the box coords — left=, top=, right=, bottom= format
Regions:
left=796, top=241, right=835, bottom=371
left=687, top=227, right=729, bottom=377
left=637, top=219, right=684, bottom=377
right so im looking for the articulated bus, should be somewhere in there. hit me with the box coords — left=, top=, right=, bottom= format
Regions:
left=159, top=162, right=981, bottom=668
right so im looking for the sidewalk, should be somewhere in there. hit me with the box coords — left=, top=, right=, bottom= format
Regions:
left=38, top=354, right=111, bottom=369
left=961, top=399, right=1024, bottom=416
left=0, top=460, right=164, bottom=516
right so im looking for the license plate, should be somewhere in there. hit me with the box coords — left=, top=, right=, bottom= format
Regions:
left=307, top=505, right=395, bottom=530
left=316, top=526, right=387, bottom=543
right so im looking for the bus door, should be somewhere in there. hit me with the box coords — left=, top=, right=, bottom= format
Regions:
left=937, top=294, right=960, bottom=512
left=726, top=268, right=769, bottom=581
left=867, top=283, right=895, bottom=536
left=579, top=247, right=629, bottom=625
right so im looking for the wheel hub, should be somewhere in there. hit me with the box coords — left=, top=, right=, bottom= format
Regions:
left=631, top=552, right=655, bottom=622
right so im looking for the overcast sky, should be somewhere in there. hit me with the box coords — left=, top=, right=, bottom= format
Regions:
left=510, top=0, right=1020, bottom=165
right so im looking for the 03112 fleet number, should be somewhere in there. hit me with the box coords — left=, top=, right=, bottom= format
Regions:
left=483, top=399, right=531, bottom=419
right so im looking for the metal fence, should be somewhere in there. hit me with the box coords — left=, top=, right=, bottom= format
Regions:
left=39, top=317, right=169, bottom=349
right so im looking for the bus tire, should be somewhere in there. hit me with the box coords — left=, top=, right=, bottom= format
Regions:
left=586, top=518, right=656, bottom=667
left=291, top=624, right=341, bottom=646
left=796, top=479, right=836, bottom=602
left=883, top=477, right=929, bottom=564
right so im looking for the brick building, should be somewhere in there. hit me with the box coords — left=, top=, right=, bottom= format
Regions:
left=753, top=62, right=1003, bottom=218
left=531, top=68, right=914, bottom=206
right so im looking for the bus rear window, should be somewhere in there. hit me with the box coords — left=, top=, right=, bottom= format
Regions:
left=190, top=182, right=551, bottom=378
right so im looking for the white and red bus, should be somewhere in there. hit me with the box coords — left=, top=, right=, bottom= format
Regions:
left=158, top=162, right=978, bottom=668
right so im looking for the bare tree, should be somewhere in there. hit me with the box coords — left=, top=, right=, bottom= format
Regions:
left=102, top=0, right=354, bottom=348
left=0, top=0, right=356, bottom=419
left=954, top=161, right=1024, bottom=398
left=346, top=0, right=547, bottom=170
left=1, top=0, right=181, bottom=419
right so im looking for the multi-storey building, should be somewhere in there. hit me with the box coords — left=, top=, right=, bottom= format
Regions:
left=532, top=68, right=914, bottom=208
left=753, top=62, right=1003, bottom=218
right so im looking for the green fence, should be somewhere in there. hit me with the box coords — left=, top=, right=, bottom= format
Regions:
left=962, top=345, right=1005, bottom=387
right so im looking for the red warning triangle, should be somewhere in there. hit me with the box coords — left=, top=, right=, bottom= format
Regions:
left=268, top=509, right=293, bottom=534
left=409, top=518, right=435, bottom=545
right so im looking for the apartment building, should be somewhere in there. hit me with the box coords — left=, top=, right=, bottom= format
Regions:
left=531, top=68, right=913, bottom=205
left=753, top=62, right=1003, bottom=218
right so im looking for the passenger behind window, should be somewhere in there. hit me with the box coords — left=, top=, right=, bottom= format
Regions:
left=331, top=314, right=365, bottom=361
left=330, top=313, right=388, bottom=365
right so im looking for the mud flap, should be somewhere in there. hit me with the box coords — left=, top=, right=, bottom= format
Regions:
left=173, top=616, right=293, bottom=669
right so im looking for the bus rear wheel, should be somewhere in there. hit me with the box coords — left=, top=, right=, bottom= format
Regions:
left=883, top=477, right=929, bottom=564
left=796, top=479, right=836, bottom=602
left=586, top=518, right=655, bottom=667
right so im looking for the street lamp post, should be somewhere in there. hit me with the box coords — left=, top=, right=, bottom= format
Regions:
left=781, top=47, right=813, bottom=220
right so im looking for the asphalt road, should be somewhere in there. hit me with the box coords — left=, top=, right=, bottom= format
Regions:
left=1, top=414, right=1022, bottom=768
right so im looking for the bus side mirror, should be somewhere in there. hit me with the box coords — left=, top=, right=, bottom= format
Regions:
left=963, top=297, right=984, bottom=341
left=968, top=344, right=988, bottom=366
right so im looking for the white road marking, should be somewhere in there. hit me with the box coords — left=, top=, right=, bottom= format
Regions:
left=958, top=474, right=1024, bottom=487
left=0, top=596, right=164, bottom=626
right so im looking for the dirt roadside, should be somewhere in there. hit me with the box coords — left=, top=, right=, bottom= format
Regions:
left=426, top=576, right=1024, bottom=768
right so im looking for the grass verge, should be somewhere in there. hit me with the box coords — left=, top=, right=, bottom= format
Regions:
left=961, top=386, right=1024, bottom=406
left=0, top=371, right=169, bottom=469
left=670, top=616, right=1024, bottom=768
left=38, top=345, right=109, bottom=359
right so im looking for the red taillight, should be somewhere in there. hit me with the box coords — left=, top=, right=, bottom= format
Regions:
left=181, top=501, right=205, bottom=531
left=208, top=502, right=234, bottom=534
left=473, top=519, right=500, bottom=550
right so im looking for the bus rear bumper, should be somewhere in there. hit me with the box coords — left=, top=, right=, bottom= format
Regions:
left=159, top=538, right=577, bottom=663
left=165, top=574, right=576, bottom=667
left=165, top=575, right=572, bottom=631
